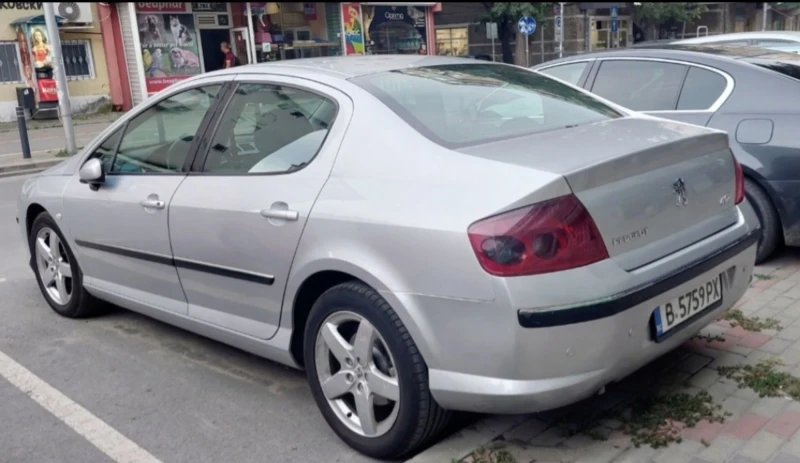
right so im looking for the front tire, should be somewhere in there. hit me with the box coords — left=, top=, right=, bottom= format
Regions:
left=745, top=178, right=781, bottom=264
left=303, top=282, right=450, bottom=460
left=29, top=212, right=97, bottom=318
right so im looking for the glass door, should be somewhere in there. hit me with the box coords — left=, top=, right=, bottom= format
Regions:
left=231, top=27, right=251, bottom=65
left=591, top=17, right=630, bottom=50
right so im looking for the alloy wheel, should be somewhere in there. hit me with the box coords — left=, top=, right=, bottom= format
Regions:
left=314, top=311, right=400, bottom=438
left=34, top=227, right=73, bottom=305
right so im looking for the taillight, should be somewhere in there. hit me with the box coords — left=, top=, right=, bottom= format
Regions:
left=733, top=156, right=745, bottom=205
left=467, top=194, right=609, bottom=277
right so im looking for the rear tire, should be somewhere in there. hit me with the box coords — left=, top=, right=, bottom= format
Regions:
left=303, top=282, right=451, bottom=460
left=29, top=212, right=98, bottom=318
left=745, top=178, right=781, bottom=264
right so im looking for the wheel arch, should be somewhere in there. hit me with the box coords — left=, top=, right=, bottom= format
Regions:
left=284, top=258, right=427, bottom=369
left=25, top=202, right=47, bottom=239
left=741, top=167, right=785, bottom=236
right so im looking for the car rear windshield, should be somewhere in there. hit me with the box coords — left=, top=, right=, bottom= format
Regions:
left=750, top=60, right=800, bottom=81
left=350, top=64, right=623, bottom=149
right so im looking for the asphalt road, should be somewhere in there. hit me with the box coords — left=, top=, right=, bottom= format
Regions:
left=0, top=174, right=383, bottom=462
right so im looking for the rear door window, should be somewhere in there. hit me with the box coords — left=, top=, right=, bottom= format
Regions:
left=591, top=60, right=688, bottom=111
left=538, top=62, right=590, bottom=86
left=677, top=67, right=728, bottom=110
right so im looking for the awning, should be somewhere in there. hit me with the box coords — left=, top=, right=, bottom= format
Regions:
left=360, top=2, right=437, bottom=5
left=10, top=15, right=67, bottom=26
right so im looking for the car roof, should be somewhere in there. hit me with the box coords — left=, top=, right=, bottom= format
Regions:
left=209, top=55, right=485, bottom=80
left=674, top=31, right=800, bottom=44
left=532, top=44, right=800, bottom=68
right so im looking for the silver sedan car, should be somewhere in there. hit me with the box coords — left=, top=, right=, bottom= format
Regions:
left=16, top=56, right=759, bottom=459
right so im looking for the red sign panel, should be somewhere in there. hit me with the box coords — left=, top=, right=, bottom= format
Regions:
left=135, top=2, right=188, bottom=12
left=146, top=75, right=191, bottom=94
left=37, top=78, right=58, bottom=102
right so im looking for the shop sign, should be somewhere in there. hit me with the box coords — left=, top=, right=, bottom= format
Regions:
left=341, top=2, right=365, bottom=55
left=362, top=5, right=427, bottom=54
left=137, top=12, right=201, bottom=93
left=0, top=2, right=43, bottom=10
left=303, top=3, right=317, bottom=20
left=37, top=78, right=58, bottom=102
left=136, top=2, right=188, bottom=13
left=191, top=2, right=226, bottom=13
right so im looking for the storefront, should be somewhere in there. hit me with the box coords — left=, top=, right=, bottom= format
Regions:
left=114, top=2, right=438, bottom=104
left=0, top=3, right=112, bottom=121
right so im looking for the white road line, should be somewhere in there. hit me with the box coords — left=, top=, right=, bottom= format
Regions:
left=0, top=349, right=162, bottom=463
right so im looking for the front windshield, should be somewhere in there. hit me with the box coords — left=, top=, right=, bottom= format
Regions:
left=351, top=63, right=623, bottom=149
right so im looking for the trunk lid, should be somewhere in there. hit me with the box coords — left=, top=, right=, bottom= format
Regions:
left=459, top=117, right=739, bottom=271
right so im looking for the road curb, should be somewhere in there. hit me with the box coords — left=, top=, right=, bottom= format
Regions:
left=405, top=415, right=528, bottom=463
left=0, top=158, right=64, bottom=178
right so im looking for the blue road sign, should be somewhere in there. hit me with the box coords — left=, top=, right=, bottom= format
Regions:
left=610, top=5, right=619, bottom=33
left=555, top=16, right=562, bottom=28
left=518, top=16, right=536, bottom=36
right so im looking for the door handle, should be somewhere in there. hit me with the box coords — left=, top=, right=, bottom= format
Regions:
left=139, top=199, right=165, bottom=209
left=260, top=209, right=299, bottom=221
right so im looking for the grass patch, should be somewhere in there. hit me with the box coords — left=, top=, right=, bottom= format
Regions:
left=53, top=146, right=84, bottom=158
left=753, top=273, right=773, bottom=281
left=722, top=309, right=782, bottom=332
left=693, top=333, right=726, bottom=343
left=622, top=391, right=729, bottom=449
left=717, top=358, right=800, bottom=399
left=456, top=444, right=516, bottom=463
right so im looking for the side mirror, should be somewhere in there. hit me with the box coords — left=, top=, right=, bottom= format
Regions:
left=79, top=158, right=105, bottom=190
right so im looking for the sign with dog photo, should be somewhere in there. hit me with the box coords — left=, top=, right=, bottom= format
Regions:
left=136, top=12, right=201, bottom=94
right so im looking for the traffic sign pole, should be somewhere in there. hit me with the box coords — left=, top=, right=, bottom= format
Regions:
left=517, top=16, right=536, bottom=67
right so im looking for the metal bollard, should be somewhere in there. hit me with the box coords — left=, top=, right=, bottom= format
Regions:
left=16, top=107, right=31, bottom=160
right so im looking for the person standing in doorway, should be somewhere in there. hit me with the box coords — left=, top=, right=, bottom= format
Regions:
left=221, top=42, right=239, bottom=68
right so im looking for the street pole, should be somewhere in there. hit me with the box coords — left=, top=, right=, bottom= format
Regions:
left=559, top=2, right=564, bottom=59
left=525, top=33, right=529, bottom=67
left=490, top=23, right=496, bottom=62
left=762, top=2, right=769, bottom=31
left=43, top=2, right=76, bottom=155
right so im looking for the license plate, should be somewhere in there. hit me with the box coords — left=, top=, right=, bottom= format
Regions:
left=653, top=274, right=723, bottom=338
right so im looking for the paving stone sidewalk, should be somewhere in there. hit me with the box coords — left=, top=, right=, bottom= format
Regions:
left=434, top=249, right=800, bottom=463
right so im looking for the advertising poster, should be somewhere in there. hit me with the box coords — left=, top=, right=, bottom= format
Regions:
left=361, top=5, right=427, bottom=55
left=15, top=26, right=34, bottom=90
left=27, top=24, right=57, bottom=102
left=137, top=8, right=201, bottom=93
left=341, top=3, right=365, bottom=55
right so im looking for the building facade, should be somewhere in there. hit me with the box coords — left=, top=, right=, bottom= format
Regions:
left=433, top=2, right=800, bottom=66
left=0, top=2, right=114, bottom=122
left=110, top=2, right=440, bottom=106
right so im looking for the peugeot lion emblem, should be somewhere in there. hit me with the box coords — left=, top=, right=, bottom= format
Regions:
left=673, top=178, right=688, bottom=207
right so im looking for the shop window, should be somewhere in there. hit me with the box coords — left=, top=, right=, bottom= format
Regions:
left=0, top=42, right=22, bottom=84
left=435, top=27, right=468, bottom=56
left=203, top=83, right=337, bottom=175
left=61, top=40, right=93, bottom=80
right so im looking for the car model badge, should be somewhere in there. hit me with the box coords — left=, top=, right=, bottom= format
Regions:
left=673, top=178, right=688, bottom=207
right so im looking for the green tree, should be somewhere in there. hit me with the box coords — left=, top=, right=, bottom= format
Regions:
left=480, top=2, right=552, bottom=64
left=633, top=2, right=709, bottom=41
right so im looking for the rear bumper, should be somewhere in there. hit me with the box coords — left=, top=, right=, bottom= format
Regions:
left=518, top=230, right=759, bottom=328
left=422, top=229, right=758, bottom=414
